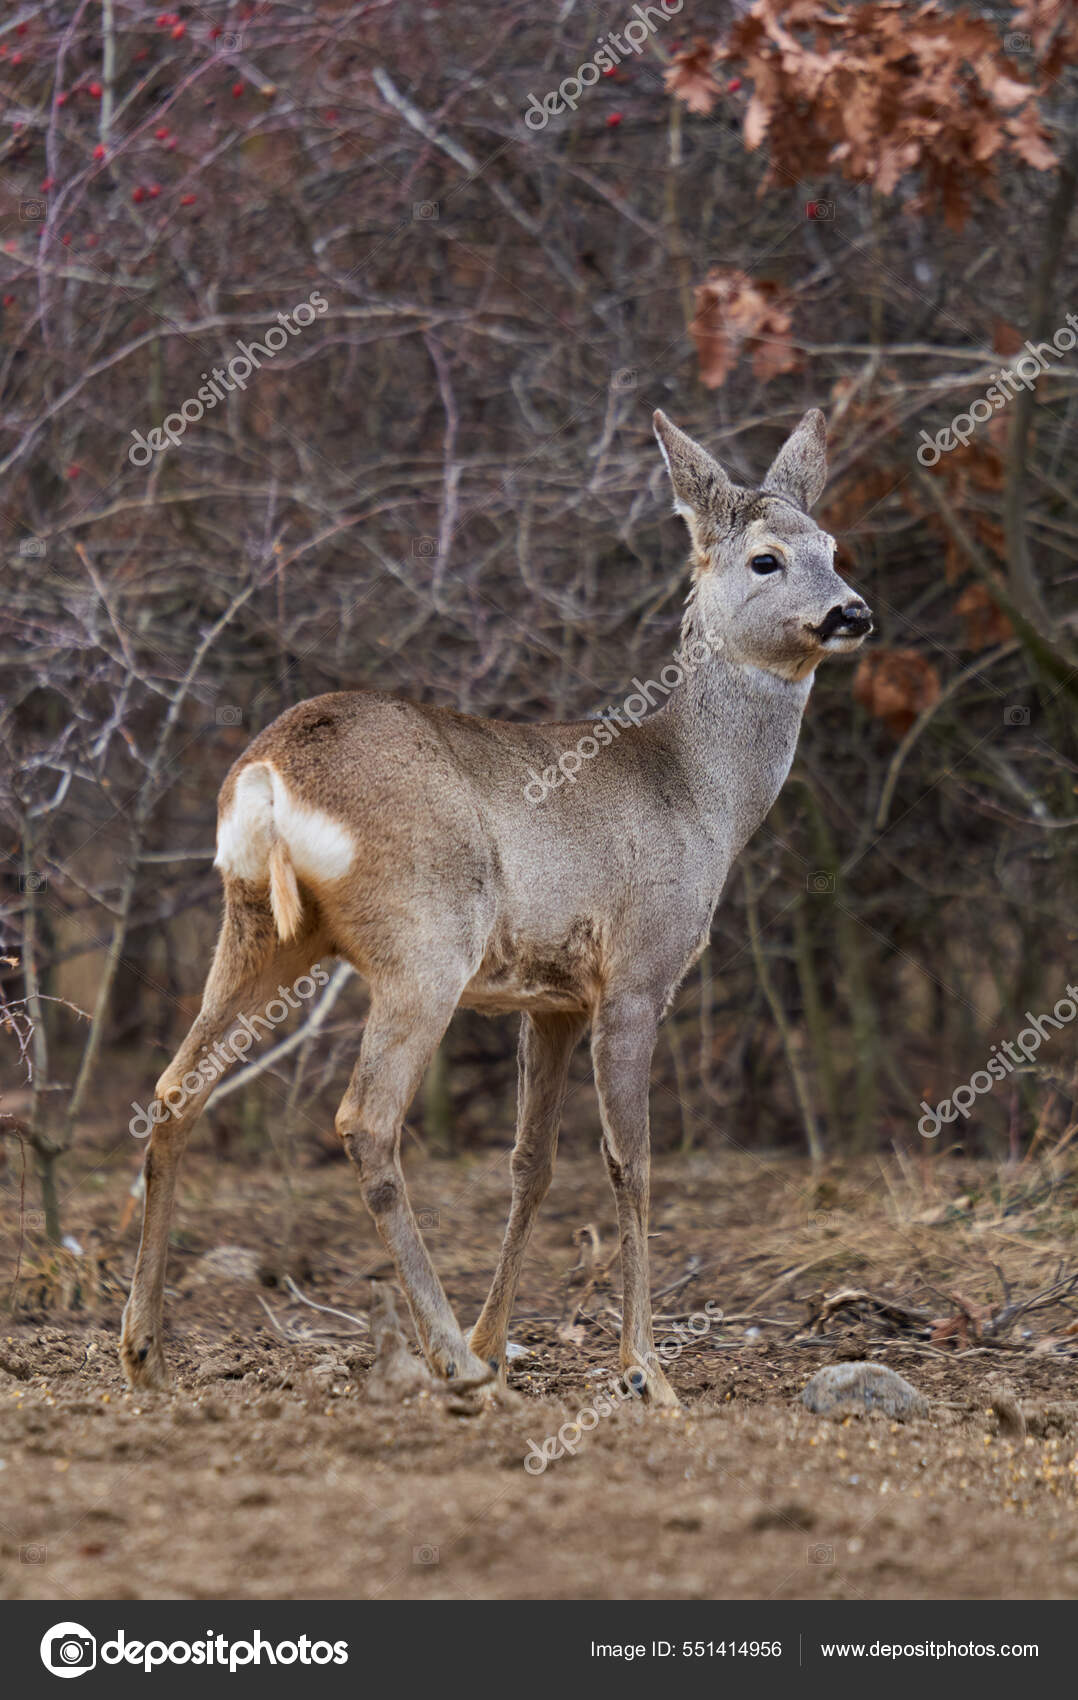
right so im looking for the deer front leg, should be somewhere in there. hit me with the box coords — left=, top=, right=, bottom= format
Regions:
left=591, top=993, right=680, bottom=1409
left=470, top=1010, right=587, bottom=1383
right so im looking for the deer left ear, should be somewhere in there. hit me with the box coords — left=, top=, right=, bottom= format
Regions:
left=762, top=409, right=828, bottom=512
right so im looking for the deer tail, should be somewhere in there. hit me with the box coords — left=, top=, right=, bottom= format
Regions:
left=268, top=837, right=302, bottom=942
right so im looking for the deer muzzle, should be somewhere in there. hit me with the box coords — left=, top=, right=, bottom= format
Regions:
left=811, top=600, right=873, bottom=643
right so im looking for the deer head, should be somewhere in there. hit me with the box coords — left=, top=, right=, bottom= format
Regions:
left=654, top=409, right=872, bottom=681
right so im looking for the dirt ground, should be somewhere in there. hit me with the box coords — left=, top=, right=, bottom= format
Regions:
left=2, top=1122, right=1078, bottom=1601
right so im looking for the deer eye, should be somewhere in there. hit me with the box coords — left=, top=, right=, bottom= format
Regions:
left=750, top=553, right=781, bottom=575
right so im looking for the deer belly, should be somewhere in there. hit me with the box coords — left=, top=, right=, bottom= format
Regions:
left=461, top=921, right=602, bottom=1014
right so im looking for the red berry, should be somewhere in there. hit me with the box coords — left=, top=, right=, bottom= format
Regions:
left=324, top=108, right=339, bottom=121
left=167, top=137, right=178, bottom=149
left=58, top=92, right=69, bottom=106
left=85, top=233, right=98, bottom=247
left=155, top=126, right=170, bottom=139
left=727, top=77, right=742, bottom=93
left=606, top=112, right=623, bottom=127
left=172, top=22, right=186, bottom=39
left=3, top=295, right=15, bottom=307
left=11, top=52, right=23, bottom=66
left=149, top=184, right=161, bottom=197
left=66, top=465, right=82, bottom=479
left=132, top=185, right=146, bottom=203
left=40, top=177, right=55, bottom=192
left=61, top=232, right=71, bottom=245
left=89, top=81, right=102, bottom=97
left=93, top=143, right=106, bottom=160
left=180, top=193, right=197, bottom=206
left=231, top=81, right=244, bottom=97
left=16, top=20, right=27, bottom=32
left=602, top=67, right=617, bottom=77
left=209, top=25, right=222, bottom=38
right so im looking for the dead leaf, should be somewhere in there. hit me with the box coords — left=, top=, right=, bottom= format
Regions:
left=664, top=39, right=722, bottom=116
left=853, top=649, right=941, bottom=738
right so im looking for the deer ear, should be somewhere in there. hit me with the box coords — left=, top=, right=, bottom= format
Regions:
left=653, top=411, right=735, bottom=556
left=762, top=409, right=828, bottom=511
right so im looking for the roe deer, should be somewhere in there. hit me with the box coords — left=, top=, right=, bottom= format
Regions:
left=120, top=408, right=871, bottom=1407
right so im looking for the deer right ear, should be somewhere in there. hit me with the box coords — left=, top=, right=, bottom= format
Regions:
left=762, top=408, right=828, bottom=511
left=653, top=412, right=735, bottom=566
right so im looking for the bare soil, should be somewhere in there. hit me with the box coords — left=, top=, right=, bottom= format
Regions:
left=3, top=1126, right=1078, bottom=1600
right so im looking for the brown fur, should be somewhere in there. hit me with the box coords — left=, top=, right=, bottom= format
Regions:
left=120, top=410, right=871, bottom=1406
left=268, top=839, right=302, bottom=941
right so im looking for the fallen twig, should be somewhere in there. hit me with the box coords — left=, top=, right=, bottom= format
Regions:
left=282, top=1274, right=369, bottom=1333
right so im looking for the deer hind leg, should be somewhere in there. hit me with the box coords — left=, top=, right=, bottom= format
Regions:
left=470, top=1009, right=587, bottom=1384
left=335, top=973, right=493, bottom=1388
left=591, top=992, right=681, bottom=1409
left=120, top=886, right=325, bottom=1391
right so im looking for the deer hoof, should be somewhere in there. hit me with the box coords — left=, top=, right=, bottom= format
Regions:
left=626, top=1362, right=682, bottom=1410
left=119, top=1329, right=170, bottom=1393
left=433, top=1342, right=495, bottom=1391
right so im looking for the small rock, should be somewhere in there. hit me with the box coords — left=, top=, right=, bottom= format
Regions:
left=196, top=1246, right=262, bottom=1284
left=194, top=1348, right=261, bottom=1384
left=308, top=1356, right=349, bottom=1390
left=802, top=1361, right=928, bottom=1420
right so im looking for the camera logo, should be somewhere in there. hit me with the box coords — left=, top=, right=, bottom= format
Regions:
left=1003, top=705, right=1030, bottom=726
left=806, top=200, right=835, bottom=220
left=40, top=1622, right=97, bottom=1679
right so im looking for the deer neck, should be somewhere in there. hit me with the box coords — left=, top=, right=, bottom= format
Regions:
left=654, top=601, right=814, bottom=856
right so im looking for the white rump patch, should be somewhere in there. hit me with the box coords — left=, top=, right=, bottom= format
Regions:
left=215, top=761, right=355, bottom=884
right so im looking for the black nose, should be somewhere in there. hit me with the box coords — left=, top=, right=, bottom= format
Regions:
left=817, top=600, right=872, bottom=641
